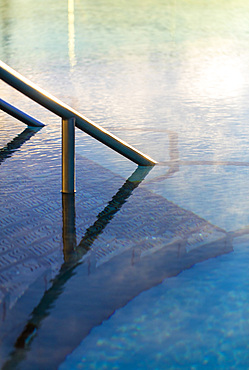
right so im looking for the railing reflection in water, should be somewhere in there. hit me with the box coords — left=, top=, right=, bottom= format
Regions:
left=0, top=126, right=244, bottom=370
left=2, top=165, right=152, bottom=369
left=0, top=127, right=42, bottom=165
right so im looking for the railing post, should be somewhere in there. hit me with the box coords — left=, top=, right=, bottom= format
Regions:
left=62, top=117, right=75, bottom=193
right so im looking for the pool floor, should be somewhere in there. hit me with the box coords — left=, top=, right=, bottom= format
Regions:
left=0, top=129, right=236, bottom=368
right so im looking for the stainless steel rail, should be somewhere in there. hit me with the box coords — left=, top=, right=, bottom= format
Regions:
left=0, top=98, right=45, bottom=127
left=0, top=61, right=157, bottom=175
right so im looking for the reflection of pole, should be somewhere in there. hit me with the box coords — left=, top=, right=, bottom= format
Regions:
left=0, top=127, right=42, bottom=165
left=168, top=131, right=179, bottom=163
left=78, top=166, right=152, bottom=252
left=168, top=130, right=179, bottom=174
left=5, top=165, right=151, bottom=366
left=68, top=0, right=76, bottom=69
left=145, top=131, right=179, bottom=184
left=62, top=193, right=77, bottom=262
left=62, top=117, right=75, bottom=193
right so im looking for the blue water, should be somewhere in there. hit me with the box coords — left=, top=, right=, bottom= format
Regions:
left=61, top=239, right=249, bottom=369
left=1, top=0, right=249, bottom=368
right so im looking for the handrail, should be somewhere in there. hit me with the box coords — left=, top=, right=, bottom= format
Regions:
left=0, top=61, right=157, bottom=167
left=0, top=98, right=45, bottom=127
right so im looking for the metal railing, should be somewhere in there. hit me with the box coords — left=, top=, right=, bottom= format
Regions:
left=0, top=98, right=45, bottom=127
left=0, top=61, right=157, bottom=193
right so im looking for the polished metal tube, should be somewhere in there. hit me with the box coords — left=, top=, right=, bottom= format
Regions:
left=0, top=61, right=157, bottom=166
left=0, top=98, right=45, bottom=127
left=62, top=117, right=75, bottom=193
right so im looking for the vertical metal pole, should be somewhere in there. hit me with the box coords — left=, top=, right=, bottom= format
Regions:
left=62, top=117, right=75, bottom=193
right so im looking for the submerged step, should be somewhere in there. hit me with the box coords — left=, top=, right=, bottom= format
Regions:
left=0, top=154, right=232, bottom=369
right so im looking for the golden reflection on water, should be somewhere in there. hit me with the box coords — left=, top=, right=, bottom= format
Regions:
left=68, top=0, right=76, bottom=69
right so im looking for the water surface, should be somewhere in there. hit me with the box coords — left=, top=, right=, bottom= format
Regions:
left=1, top=0, right=249, bottom=368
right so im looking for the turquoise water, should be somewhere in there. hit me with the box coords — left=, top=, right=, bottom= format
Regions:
left=61, top=239, right=249, bottom=370
left=1, top=0, right=249, bottom=368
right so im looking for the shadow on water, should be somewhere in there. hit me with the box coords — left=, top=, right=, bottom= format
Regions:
left=0, top=126, right=42, bottom=165
left=0, top=130, right=242, bottom=369
left=2, top=166, right=153, bottom=369
left=2, top=161, right=234, bottom=368
left=2, top=161, right=234, bottom=369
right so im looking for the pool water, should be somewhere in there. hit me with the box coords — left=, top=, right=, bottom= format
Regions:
left=1, top=0, right=249, bottom=368
left=61, top=238, right=249, bottom=370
